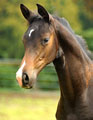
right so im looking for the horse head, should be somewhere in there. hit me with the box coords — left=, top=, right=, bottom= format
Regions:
left=16, top=4, right=62, bottom=88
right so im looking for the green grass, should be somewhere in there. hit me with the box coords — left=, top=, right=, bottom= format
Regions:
left=0, top=91, right=59, bottom=120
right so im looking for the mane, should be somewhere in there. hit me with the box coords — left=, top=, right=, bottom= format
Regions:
left=29, top=15, right=42, bottom=24
left=54, top=16, right=93, bottom=60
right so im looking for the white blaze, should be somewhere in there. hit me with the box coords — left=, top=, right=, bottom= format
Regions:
left=16, top=61, right=26, bottom=79
left=29, top=29, right=34, bottom=37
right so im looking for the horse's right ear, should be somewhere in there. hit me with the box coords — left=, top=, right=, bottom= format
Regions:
left=20, top=4, right=34, bottom=21
left=36, top=4, right=49, bottom=23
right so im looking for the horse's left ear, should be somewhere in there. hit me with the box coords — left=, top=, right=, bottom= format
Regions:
left=20, top=4, right=35, bottom=22
left=36, top=4, right=49, bottom=23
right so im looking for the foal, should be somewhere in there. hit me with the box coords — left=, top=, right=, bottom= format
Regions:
left=16, top=4, right=93, bottom=120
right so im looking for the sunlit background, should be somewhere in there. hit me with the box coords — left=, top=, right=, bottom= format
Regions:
left=0, top=0, right=93, bottom=120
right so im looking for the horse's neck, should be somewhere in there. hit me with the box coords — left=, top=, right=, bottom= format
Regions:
left=53, top=54, right=87, bottom=100
left=53, top=20, right=92, bottom=103
left=53, top=19, right=93, bottom=119
left=53, top=56, right=75, bottom=102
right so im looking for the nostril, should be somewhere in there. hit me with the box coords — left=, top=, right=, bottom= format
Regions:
left=22, top=73, right=29, bottom=85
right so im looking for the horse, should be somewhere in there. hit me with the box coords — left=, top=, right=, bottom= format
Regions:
left=16, top=4, right=93, bottom=120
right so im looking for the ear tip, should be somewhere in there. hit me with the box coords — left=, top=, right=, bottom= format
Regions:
left=36, top=3, right=39, bottom=6
left=36, top=3, right=42, bottom=8
left=20, top=4, right=23, bottom=7
left=20, top=4, right=24, bottom=9
left=20, top=4, right=24, bottom=8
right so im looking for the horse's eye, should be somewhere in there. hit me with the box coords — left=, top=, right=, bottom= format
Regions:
left=41, top=38, right=49, bottom=46
left=44, top=38, right=49, bottom=43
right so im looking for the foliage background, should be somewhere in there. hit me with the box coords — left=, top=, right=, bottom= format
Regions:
left=0, top=0, right=93, bottom=59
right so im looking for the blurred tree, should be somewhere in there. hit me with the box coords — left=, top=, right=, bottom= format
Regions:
left=45, top=0, right=55, bottom=14
left=60, top=0, right=82, bottom=32
left=0, top=0, right=25, bottom=58
left=45, top=0, right=82, bottom=32
left=73, top=0, right=93, bottom=29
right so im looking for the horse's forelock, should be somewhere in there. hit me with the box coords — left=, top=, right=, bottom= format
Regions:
left=28, top=15, right=42, bottom=25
